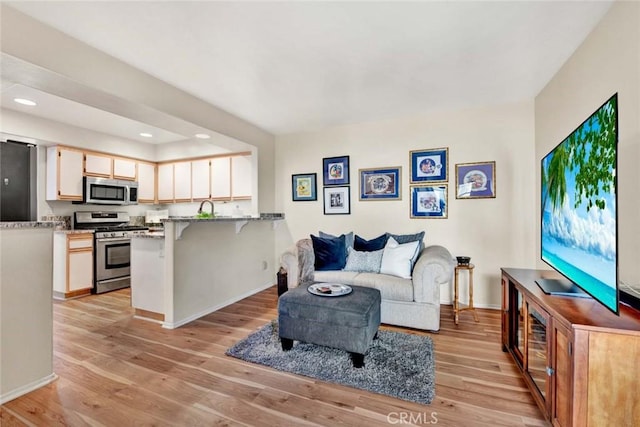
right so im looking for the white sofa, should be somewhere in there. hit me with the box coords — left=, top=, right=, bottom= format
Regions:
left=280, top=238, right=455, bottom=331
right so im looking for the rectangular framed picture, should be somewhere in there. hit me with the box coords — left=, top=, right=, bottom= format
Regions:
left=323, top=186, right=350, bottom=215
left=359, top=166, right=402, bottom=200
left=291, top=173, right=317, bottom=201
left=323, top=155, right=350, bottom=186
left=455, top=161, right=496, bottom=199
left=410, top=148, right=448, bottom=183
left=410, top=185, right=448, bottom=218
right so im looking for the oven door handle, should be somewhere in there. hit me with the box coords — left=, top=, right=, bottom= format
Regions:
left=96, top=237, right=131, bottom=243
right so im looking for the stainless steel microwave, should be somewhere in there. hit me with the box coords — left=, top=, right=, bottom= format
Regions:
left=83, top=177, right=138, bottom=205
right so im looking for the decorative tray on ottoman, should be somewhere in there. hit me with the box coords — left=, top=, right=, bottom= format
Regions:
left=308, top=283, right=353, bottom=297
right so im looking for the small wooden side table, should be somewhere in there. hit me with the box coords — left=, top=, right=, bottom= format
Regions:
left=453, top=263, right=479, bottom=325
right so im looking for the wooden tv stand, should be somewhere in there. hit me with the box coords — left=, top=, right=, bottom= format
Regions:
left=501, top=268, right=640, bottom=426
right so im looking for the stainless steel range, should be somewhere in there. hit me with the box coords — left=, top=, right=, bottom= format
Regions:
left=74, top=211, right=147, bottom=294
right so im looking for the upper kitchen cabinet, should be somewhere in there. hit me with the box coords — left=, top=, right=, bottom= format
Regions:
left=157, top=163, right=174, bottom=203
left=85, top=153, right=137, bottom=181
left=231, top=154, right=252, bottom=200
left=46, top=146, right=84, bottom=201
left=137, top=161, right=156, bottom=203
left=173, top=161, right=192, bottom=202
left=113, top=157, right=137, bottom=181
left=191, top=159, right=211, bottom=201
left=84, top=153, right=112, bottom=178
left=210, top=156, right=231, bottom=200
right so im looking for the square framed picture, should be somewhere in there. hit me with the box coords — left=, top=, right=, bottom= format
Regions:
left=323, top=155, right=350, bottom=186
left=359, top=166, right=402, bottom=200
left=410, top=148, right=448, bottom=183
left=291, top=173, right=317, bottom=201
left=410, top=185, right=448, bottom=218
left=455, top=161, right=496, bottom=199
left=323, top=186, right=350, bottom=215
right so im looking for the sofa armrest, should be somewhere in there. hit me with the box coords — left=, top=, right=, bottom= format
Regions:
left=280, top=245, right=299, bottom=289
left=280, top=238, right=315, bottom=289
left=296, top=238, right=315, bottom=286
left=412, top=245, right=456, bottom=304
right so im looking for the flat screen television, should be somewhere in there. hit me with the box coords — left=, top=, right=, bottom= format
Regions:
left=539, top=93, right=618, bottom=314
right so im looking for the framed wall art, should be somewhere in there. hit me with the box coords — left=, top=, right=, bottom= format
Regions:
left=455, top=161, right=496, bottom=199
left=359, top=166, right=401, bottom=200
left=410, top=148, right=448, bottom=183
left=323, top=155, right=350, bottom=186
left=323, top=186, right=350, bottom=215
left=410, top=185, right=448, bottom=219
left=291, top=173, right=317, bottom=201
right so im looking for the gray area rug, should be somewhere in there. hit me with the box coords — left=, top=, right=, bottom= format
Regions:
left=225, top=321, right=435, bottom=405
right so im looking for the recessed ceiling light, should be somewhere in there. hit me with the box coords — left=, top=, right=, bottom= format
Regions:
left=139, top=132, right=153, bottom=138
left=14, top=98, right=37, bottom=106
left=195, top=133, right=211, bottom=139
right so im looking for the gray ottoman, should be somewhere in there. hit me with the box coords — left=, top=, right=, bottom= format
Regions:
left=278, top=285, right=381, bottom=368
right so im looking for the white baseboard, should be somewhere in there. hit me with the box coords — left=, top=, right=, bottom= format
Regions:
left=163, top=281, right=274, bottom=329
left=0, top=373, right=58, bottom=405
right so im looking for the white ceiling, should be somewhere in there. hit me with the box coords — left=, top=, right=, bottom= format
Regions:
left=3, top=1, right=613, bottom=136
left=1, top=83, right=188, bottom=144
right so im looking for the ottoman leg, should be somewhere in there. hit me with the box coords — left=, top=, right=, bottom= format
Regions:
left=281, top=337, right=293, bottom=351
left=351, top=353, right=365, bottom=368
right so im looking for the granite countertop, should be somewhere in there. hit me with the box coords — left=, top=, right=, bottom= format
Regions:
left=130, top=231, right=165, bottom=239
left=162, top=213, right=284, bottom=223
left=0, top=221, right=65, bottom=230
left=55, top=229, right=95, bottom=235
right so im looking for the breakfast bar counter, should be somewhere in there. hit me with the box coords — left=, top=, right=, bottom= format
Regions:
left=131, top=213, right=284, bottom=328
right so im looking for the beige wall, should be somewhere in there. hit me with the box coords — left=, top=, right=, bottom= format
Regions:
left=276, top=101, right=536, bottom=308
left=535, top=1, right=640, bottom=289
left=0, top=228, right=56, bottom=403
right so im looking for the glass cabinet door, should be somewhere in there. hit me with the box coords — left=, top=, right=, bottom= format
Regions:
left=526, top=300, right=550, bottom=403
left=508, top=282, right=526, bottom=367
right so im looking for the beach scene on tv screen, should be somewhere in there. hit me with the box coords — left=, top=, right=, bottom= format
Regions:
left=541, top=96, right=617, bottom=311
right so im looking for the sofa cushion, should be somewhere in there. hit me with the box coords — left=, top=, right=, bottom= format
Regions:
left=380, top=237, right=420, bottom=279
left=343, top=247, right=384, bottom=273
left=311, top=234, right=347, bottom=271
left=354, top=233, right=389, bottom=251
left=319, top=231, right=354, bottom=256
left=314, top=270, right=360, bottom=284
left=353, top=273, right=414, bottom=302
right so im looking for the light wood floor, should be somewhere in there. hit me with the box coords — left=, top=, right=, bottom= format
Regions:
left=1, top=287, right=548, bottom=426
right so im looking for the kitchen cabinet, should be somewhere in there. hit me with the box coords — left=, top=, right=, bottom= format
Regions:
left=157, top=163, right=174, bottom=203
left=231, top=154, right=252, bottom=199
left=173, top=161, right=192, bottom=202
left=210, top=156, right=231, bottom=200
left=113, top=157, right=137, bottom=180
left=46, top=146, right=84, bottom=201
left=191, top=159, right=210, bottom=200
left=53, top=232, right=94, bottom=299
left=137, top=161, right=156, bottom=203
left=84, top=152, right=112, bottom=177
left=501, top=268, right=640, bottom=426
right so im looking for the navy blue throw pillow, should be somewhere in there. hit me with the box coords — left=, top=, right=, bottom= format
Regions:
left=311, top=234, right=347, bottom=271
left=354, top=234, right=389, bottom=252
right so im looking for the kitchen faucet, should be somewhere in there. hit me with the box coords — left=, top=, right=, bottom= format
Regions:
left=197, top=199, right=215, bottom=217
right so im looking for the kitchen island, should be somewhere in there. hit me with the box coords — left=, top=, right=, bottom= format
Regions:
left=130, top=214, right=284, bottom=328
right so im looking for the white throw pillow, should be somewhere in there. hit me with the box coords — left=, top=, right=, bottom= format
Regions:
left=380, top=237, right=420, bottom=279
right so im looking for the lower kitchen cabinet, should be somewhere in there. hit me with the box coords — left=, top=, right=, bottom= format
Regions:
left=53, top=232, right=94, bottom=299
